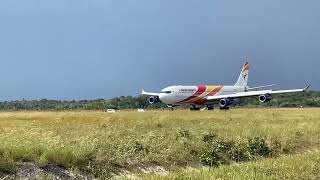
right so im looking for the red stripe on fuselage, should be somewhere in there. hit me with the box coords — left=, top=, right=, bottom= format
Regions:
left=193, top=86, right=223, bottom=105
left=194, top=99, right=206, bottom=105
left=179, top=85, right=206, bottom=103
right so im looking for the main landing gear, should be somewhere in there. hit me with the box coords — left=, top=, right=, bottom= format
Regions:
left=207, top=105, right=214, bottom=111
left=189, top=105, right=230, bottom=111
left=190, top=105, right=200, bottom=111
left=190, top=105, right=214, bottom=111
left=220, top=106, right=230, bottom=110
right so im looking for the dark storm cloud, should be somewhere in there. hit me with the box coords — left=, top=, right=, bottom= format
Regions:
left=0, top=0, right=318, bottom=100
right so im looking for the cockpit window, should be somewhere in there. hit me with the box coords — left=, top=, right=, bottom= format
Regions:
left=161, top=91, right=172, bottom=94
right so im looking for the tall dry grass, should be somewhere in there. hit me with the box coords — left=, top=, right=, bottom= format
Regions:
left=0, top=109, right=319, bottom=178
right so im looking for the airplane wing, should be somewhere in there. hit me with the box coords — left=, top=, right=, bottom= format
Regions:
left=206, top=85, right=310, bottom=101
left=141, top=89, right=159, bottom=96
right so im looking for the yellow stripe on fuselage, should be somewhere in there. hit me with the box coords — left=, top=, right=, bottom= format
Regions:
left=206, top=86, right=216, bottom=93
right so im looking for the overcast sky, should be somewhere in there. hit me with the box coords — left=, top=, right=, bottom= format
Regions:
left=0, top=0, right=319, bottom=100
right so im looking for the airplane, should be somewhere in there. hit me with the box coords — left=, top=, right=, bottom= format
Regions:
left=142, top=61, right=310, bottom=110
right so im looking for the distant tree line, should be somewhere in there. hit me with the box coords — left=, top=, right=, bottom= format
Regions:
left=0, top=91, right=319, bottom=111
left=0, top=96, right=166, bottom=111
left=235, top=91, right=320, bottom=108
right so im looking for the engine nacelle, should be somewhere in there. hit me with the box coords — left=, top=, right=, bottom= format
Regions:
left=219, top=98, right=234, bottom=108
left=259, top=94, right=272, bottom=103
left=148, top=96, right=161, bottom=104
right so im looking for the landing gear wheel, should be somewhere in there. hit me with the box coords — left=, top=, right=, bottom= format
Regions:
left=207, top=106, right=214, bottom=110
left=220, top=106, right=230, bottom=110
left=167, top=104, right=174, bottom=111
left=190, top=105, right=200, bottom=111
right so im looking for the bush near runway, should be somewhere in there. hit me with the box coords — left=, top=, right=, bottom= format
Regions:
left=0, top=91, right=319, bottom=111
left=145, top=150, right=320, bottom=180
left=0, top=109, right=319, bottom=178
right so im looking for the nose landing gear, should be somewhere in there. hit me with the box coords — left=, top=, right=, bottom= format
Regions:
left=167, top=104, right=174, bottom=111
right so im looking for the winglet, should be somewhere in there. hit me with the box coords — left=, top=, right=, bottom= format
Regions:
left=303, top=84, right=311, bottom=92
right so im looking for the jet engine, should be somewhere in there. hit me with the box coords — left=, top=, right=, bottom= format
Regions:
left=219, top=98, right=234, bottom=108
left=148, top=96, right=161, bottom=104
left=259, top=94, right=272, bottom=103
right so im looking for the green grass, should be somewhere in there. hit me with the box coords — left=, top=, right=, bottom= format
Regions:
left=0, top=109, right=319, bottom=178
left=145, top=150, right=320, bottom=180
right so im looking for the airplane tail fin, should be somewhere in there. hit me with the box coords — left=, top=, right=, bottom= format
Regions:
left=235, top=61, right=249, bottom=87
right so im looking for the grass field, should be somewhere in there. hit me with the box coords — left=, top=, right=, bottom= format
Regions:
left=0, top=109, right=319, bottom=179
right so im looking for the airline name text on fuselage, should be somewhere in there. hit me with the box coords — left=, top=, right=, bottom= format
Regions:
left=179, top=89, right=196, bottom=93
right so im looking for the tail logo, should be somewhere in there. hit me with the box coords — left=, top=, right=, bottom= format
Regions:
left=243, top=74, right=248, bottom=80
left=235, top=61, right=250, bottom=87
left=242, top=62, right=249, bottom=80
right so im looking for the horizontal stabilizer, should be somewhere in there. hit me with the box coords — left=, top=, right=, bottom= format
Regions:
left=141, top=89, right=159, bottom=96
left=247, top=84, right=277, bottom=91
left=303, top=84, right=311, bottom=91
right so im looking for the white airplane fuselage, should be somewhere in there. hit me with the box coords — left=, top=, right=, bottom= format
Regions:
left=142, top=61, right=309, bottom=109
left=159, top=85, right=245, bottom=105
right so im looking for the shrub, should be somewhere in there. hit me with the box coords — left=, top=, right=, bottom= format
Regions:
left=199, top=138, right=248, bottom=166
left=176, top=129, right=191, bottom=139
left=200, top=150, right=223, bottom=167
left=133, top=142, right=149, bottom=155
left=0, top=161, right=17, bottom=175
left=269, top=137, right=283, bottom=156
left=202, top=132, right=218, bottom=143
left=247, top=137, right=271, bottom=157
left=45, top=148, right=77, bottom=168
left=228, top=142, right=250, bottom=163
